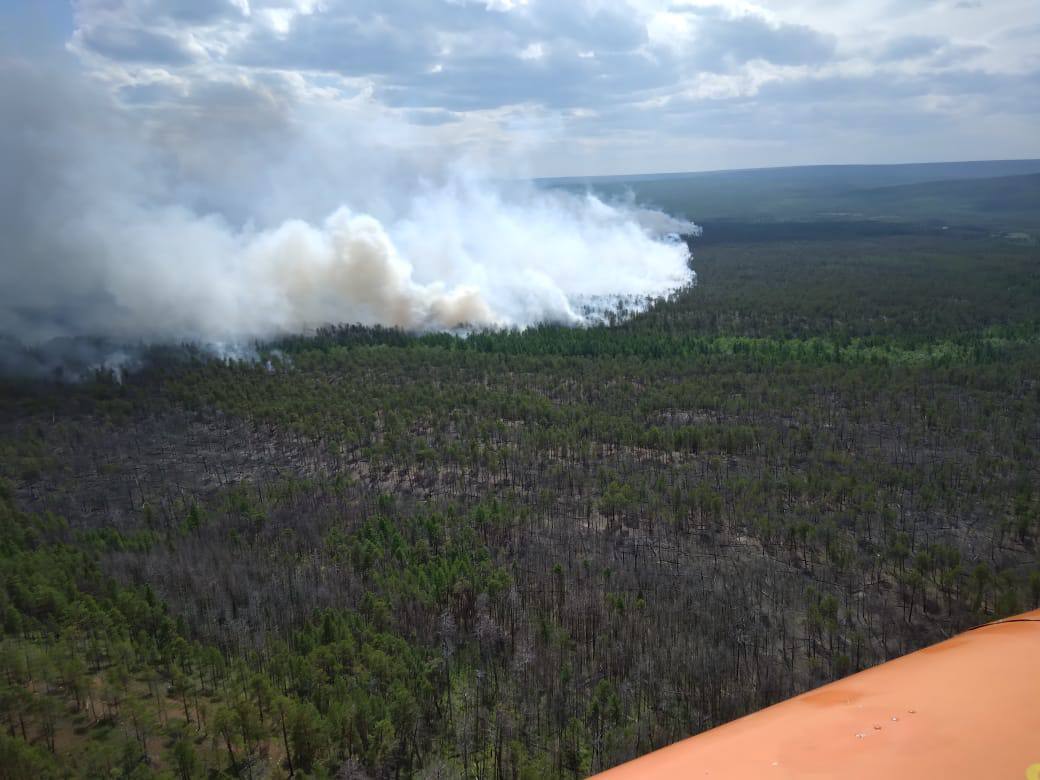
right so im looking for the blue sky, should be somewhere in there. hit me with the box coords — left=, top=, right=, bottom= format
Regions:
left=6, top=0, right=1040, bottom=176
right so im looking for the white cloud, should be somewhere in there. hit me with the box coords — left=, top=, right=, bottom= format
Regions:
left=518, top=42, right=545, bottom=61
left=27, top=0, right=1040, bottom=174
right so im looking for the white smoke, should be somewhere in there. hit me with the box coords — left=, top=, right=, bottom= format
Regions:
left=0, top=54, right=698, bottom=349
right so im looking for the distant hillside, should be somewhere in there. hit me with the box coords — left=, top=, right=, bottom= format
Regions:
left=541, top=159, right=1040, bottom=228
left=541, top=159, right=1040, bottom=189
left=842, top=172, right=1040, bottom=221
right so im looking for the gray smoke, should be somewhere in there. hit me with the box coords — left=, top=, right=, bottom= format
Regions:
left=0, top=51, right=698, bottom=357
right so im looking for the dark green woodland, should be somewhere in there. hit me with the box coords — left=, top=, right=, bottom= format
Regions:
left=2, top=163, right=1039, bottom=778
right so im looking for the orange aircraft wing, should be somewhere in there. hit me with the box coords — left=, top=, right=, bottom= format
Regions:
left=592, top=610, right=1040, bottom=779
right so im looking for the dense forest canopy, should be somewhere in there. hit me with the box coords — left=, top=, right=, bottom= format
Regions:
left=1, top=198, right=1039, bottom=778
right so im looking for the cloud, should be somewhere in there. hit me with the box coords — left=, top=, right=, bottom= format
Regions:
left=68, top=1, right=840, bottom=112
left=77, top=23, right=202, bottom=64
left=879, top=34, right=947, bottom=61
left=684, top=9, right=837, bottom=70
left=233, top=10, right=438, bottom=77
left=229, top=1, right=665, bottom=111
left=403, top=108, right=462, bottom=126
left=9, top=0, right=1040, bottom=178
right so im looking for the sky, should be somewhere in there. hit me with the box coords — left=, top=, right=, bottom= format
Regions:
left=6, top=0, right=1040, bottom=177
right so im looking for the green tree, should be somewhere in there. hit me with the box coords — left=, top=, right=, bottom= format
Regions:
left=170, top=737, right=200, bottom=780
left=290, top=701, right=326, bottom=773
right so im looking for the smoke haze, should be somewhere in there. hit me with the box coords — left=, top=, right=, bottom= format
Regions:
left=1, top=48, right=698, bottom=353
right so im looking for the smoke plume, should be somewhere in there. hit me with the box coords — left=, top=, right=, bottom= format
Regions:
left=0, top=52, right=698, bottom=354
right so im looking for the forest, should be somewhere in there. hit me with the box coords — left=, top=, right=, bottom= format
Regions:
left=1, top=221, right=1039, bottom=778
